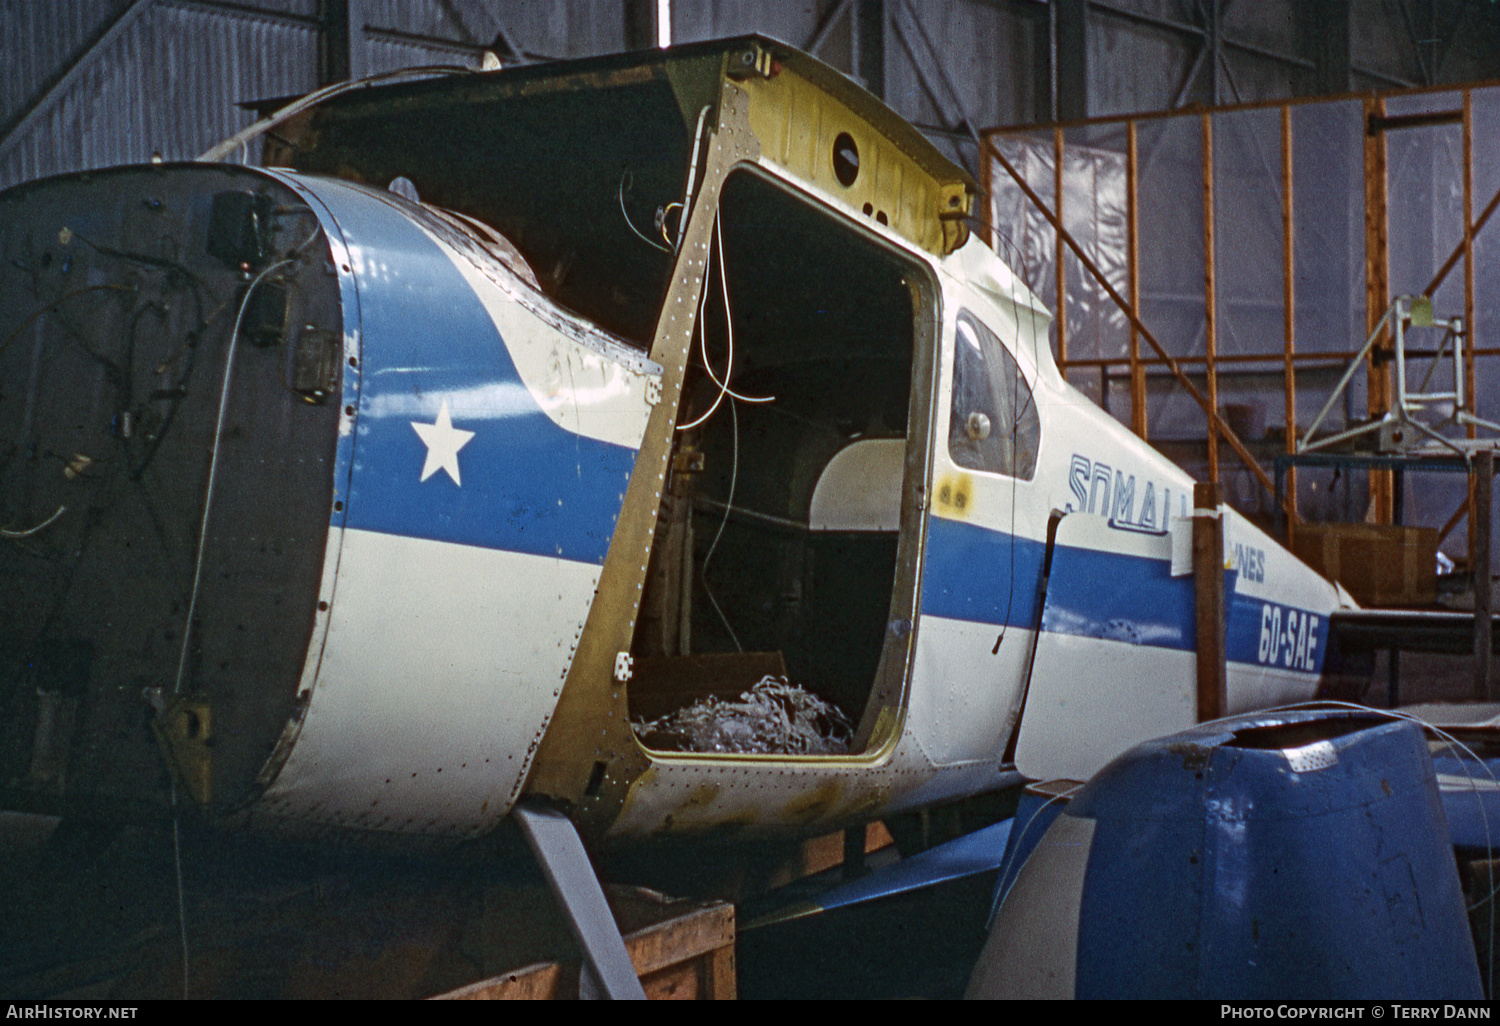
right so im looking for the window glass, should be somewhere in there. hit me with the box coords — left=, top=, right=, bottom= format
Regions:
left=948, top=310, right=1039, bottom=479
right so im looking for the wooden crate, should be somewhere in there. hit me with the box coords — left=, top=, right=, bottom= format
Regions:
left=1292, top=523, right=1438, bottom=607
left=3, top=841, right=733, bottom=1000
left=431, top=898, right=735, bottom=1000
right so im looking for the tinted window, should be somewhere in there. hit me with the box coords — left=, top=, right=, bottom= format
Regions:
left=948, top=310, right=1039, bottom=479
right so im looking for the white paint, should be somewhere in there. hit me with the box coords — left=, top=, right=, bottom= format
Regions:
left=410, top=399, right=475, bottom=485
left=1018, top=633, right=1198, bottom=782
left=967, top=812, right=1095, bottom=999
left=808, top=438, right=906, bottom=531
left=419, top=212, right=659, bottom=451
left=905, top=273, right=1050, bottom=768
left=907, top=616, right=1033, bottom=766
left=258, top=529, right=598, bottom=835
left=1017, top=514, right=1196, bottom=781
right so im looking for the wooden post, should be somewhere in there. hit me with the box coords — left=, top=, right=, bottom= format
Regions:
left=1281, top=104, right=1298, bottom=546
left=1464, top=92, right=1480, bottom=571
left=1365, top=97, right=1393, bottom=523
left=1194, top=481, right=1227, bottom=722
left=1128, top=120, right=1146, bottom=439
left=1203, top=113, right=1220, bottom=485
left=1464, top=90, right=1476, bottom=445
left=1055, top=126, right=1067, bottom=366
left=1476, top=450, right=1493, bottom=702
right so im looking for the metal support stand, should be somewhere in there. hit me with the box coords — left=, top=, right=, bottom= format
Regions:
left=1476, top=450, right=1493, bottom=701
left=513, top=803, right=647, bottom=1000
left=1194, top=482, right=1227, bottom=722
left=1299, top=295, right=1500, bottom=456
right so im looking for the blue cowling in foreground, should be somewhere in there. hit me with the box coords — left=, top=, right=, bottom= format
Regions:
left=969, top=709, right=1483, bottom=999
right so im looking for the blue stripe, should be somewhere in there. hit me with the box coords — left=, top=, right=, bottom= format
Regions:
left=920, top=515, right=1328, bottom=671
left=308, top=178, right=638, bottom=564
left=1042, top=541, right=1195, bottom=650
left=919, top=515, right=1046, bottom=627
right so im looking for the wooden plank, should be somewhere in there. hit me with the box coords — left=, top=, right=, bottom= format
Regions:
left=1439, top=492, right=1472, bottom=545
left=1423, top=182, right=1500, bottom=300
left=1281, top=104, right=1298, bottom=544
left=1476, top=451, right=1493, bottom=702
left=624, top=903, right=735, bottom=978
left=705, top=943, right=736, bottom=999
left=1194, top=481, right=1227, bottom=722
left=1466, top=90, right=1481, bottom=569
left=1128, top=119, right=1146, bottom=439
left=1060, top=345, right=1500, bottom=369
left=1202, top=113, right=1219, bottom=484
left=1054, top=126, right=1067, bottom=366
left=1365, top=96, right=1393, bottom=524
left=433, top=902, right=736, bottom=1001
left=641, top=958, right=704, bottom=999
left=764, top=821, right=897, bottom=890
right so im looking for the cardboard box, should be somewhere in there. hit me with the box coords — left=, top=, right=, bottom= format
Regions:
left=1292, top=523, right=1438, bottom=607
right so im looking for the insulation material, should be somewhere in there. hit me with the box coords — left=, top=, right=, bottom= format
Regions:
left=984, top=98, right=1379, bottom=523
left=987, top=133, right=1130, bottom=368
left=632, top=676, right=853, bottom=755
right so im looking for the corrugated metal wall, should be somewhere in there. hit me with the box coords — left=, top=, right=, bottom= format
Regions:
left=5, top=1, right=1496, bottom=190
left=0, top=1, right=321, bottom=187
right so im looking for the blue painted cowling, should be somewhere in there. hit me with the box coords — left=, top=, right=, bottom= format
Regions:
left=968, top=709, right=1482, bottom=999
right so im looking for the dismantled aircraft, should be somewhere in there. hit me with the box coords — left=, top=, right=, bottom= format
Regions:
left=0, top=37, right=1370, bottom=862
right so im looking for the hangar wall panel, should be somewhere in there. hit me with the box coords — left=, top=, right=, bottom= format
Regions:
left=0, top=0, right=319, bottom=189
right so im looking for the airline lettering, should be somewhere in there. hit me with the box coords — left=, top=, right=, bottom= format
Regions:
left=1257, top=602, right=1320, bottom=671
left=1233, top=542, right=1267, bottom=584
left=1068, top=454, right=1187, bottom=532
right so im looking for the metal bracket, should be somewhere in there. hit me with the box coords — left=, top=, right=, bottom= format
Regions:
left=513, top=803, right=646, bottom=1000
left=150, top=693, right=214, bottom=806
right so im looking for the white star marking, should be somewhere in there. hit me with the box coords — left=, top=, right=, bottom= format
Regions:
left=410, top=400, right=475, bottom=486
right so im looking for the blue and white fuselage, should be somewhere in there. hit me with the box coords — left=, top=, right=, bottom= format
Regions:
left=0, top=38, right=1356, bottom=845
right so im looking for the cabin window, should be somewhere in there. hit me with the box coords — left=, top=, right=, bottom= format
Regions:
left=948, top=310, right=1039, bottom=480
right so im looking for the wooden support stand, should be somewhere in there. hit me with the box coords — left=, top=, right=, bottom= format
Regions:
left=434, top=900, right=736, bottom=1001
left=1194, top=482, right=1227, bottom=722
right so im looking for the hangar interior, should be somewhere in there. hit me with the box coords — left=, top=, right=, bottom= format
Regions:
left=5, top=0, right=1500, bottom=1002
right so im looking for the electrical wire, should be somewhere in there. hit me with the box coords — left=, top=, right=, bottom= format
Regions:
left=170, top=779, right=190, bottom=1001
left=0, top=505, right=65, bottom=539
left=171, top=259, right=292, bottom=696
left=0, top=284, right=135, bottom=361
left=659, top=203, right=682, bottom=247
left=678, top=216, right=773, bottom=431
left=699, top=398, right=742, bottom=652
left=706, top=216, right=773, bottom=406
left=619, top=171, right=671, bottom=253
